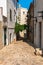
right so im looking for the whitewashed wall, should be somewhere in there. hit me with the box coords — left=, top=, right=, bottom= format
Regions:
left=7, top=0, right=16, bottom=28
left=20, top=8, right=28, bottom=24
left=0, top=0, right=7, bottom=17
left=0, top=0, right=17, bottom=45
left=7, top=0, right=17, bottom=44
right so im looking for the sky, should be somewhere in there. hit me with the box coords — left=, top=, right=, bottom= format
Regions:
left=18, top=0, right=33, bottom=9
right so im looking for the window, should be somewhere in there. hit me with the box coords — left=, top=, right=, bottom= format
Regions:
left=10, top=9, right=12, bottom=21
left=14, top=10, right=16, bottom=20
left=23, top=11, right=25, bottom=14
left=42, top=12, right=43, bottom=19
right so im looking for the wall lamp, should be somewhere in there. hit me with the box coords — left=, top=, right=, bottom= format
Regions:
left=27, top=14, right=37, bottom=23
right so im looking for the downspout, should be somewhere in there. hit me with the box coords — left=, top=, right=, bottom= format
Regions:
left=33, top=0, right=34, bottom=45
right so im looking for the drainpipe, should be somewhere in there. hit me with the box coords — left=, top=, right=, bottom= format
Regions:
left=33, top=0, right=34, bottom=45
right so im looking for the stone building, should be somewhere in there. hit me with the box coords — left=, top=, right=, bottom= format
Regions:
left=27, top=3, right=34, bottom=43
left=0, top=0, right=18, bottom=48
left=34, top=0, right=43, bottom=49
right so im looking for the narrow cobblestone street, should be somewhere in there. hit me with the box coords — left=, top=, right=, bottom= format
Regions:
left=0, top=41, right=43, bottom=65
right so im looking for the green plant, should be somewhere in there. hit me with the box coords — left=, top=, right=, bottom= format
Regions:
left=15, top=22, right=29, bottom=33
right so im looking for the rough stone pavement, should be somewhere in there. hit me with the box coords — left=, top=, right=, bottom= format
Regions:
left=0, top=41, right=43, bottom=65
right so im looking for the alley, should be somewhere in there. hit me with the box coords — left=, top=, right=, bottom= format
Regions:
left=0, top=41, right=43, bottom=65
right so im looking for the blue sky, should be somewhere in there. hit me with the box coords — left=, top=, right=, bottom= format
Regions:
left=18, top=0, right=33, bottom=9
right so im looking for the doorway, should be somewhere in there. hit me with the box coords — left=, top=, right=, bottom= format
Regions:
left=4, top=28, right=7, bottom=46
left=10, top=33, right=12, bottom=43
left=39, top=22, right=42, bottom=48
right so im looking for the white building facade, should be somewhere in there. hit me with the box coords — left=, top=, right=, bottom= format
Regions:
left=17, top=7, right=28, bottom=24
left=34, top=0, right=43, bottom=49
left=0, top=0, right=17, bottom=47
left=17, top=7, right=28, bottom=38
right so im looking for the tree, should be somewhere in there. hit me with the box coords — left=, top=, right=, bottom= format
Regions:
left=15, top=22, right=29, bottom=40
left=15, top=22, right=28, bottom=33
